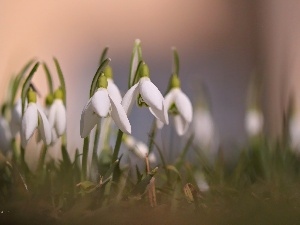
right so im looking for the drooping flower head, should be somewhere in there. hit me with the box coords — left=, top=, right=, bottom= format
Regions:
left=48, top=88, right=67, bottom=137
left=104, top=65, right=122, bottom=103
left=21, top=88, right=52, bottom=148
left=122, top=62, right=168, bottom=124
left=80, top=73, right=131, bottom=138
left=123, top=135, right=156, bottom=163
left=157, top=74, right=193, bottom=136
left=245, top=108, right=264, bottom=137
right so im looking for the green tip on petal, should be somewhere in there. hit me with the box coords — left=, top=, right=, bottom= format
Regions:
left=104, top=65, right=113, bottom=79
left=98, top=73, right=108, bottom=88
left=54, top=88, right=64, bottom=100
left=139, top=63, right=150, bottom=78
left=45, top=94, right=54, bottom=106
left=170, top=74, right=181, bottom=88
left=27, top=88, right=37, bottom=103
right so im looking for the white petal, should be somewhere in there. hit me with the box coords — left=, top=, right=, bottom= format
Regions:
left=149, top=104, right=169, bottom=124
left=164, top=89, right=176, bottom=110
left=80, top=98, right=99, bottom=138
left=174, top=89, right=193, bottom=122
left=53, top=100, right=66, bottom=136
left=107, top=79, right=122, bottom=103
left=51, top=128, right=58, bottom=145
left=245, top=110, right=263, bottom=137
left=122, top=82, right=139, bottom=114
left=37, top=107, right=52, bottom=145
left=22, top=103, right=38, bottom=142
left=10, top=98, right=22, bottom=137
left=139, top=77, right=164, bottom=110
left=173, top=114, right=189, bottom=136
left=92, top=88, right=110, bottom=117
left=156, top=119, right=164, bottom=129
left=109, top=96, right=131, bottom=134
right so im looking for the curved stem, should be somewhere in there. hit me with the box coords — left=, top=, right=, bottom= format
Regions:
left=81, top=136, right=89, bottom=181
left=91, top=120, right=101, bottom=179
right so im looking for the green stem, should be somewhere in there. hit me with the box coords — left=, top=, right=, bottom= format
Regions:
left=11, top=138, right=19, bottom=164
left=81, top=137, right=89, bottom=181
left=91, top=120, right=101, bottom=179
left=148, top=119, right=157, bottom=154
left=112, top=129, right=123, bottom=163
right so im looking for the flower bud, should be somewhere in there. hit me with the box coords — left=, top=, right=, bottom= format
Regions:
left=97, top=73, right=108, bottom=89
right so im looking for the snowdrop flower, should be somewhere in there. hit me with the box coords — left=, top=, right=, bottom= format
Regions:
left=48, top=88, right=67, bottom=137
left=245, top=109, right=263, bottom=137
left=194, top=171, right=210, bottom=192
left=192, top=107, right=215, bottom=149
left=157, top=74, right=192, bottom=136
left=124, top=135, right=156, bottom=163
left=21, top=88, right=51, bottom=148
left=10, top=98, right=23, bottom=137
left=122, top=62, right=168, bottom=124
left=80, top=74, right=131, bottom=138
left=0, top=117, right=12, bottom=152
left=289, top=112, right=300, bottom=152
left=104, top=65, right=122, bottom=103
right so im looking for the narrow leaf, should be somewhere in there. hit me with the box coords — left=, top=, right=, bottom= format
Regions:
left=128, top=39, right=142, bottom=88
left=21, top=62, right=40, bottom=115
left=42, top=62, right=54, bottom=94
left=99, top=47, right=109, bottom=65
left=11, top=59, right=35, bottom=106
left=53, top=57, right=66, bottom=106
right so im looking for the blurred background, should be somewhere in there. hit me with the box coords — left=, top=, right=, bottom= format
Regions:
left=1, top=0, right=299, bottom=160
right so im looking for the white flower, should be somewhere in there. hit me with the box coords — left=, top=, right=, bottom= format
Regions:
left=21, top=102, right=52, bottom=148
left=0, top=117, right=12, bottom=152
left=107, top=78, right=122, bottom=103
left=289, top=113, right=300, bottom=151
left=194, top=172, right=210, bottom=192
left=10, top=98, right=23, bottom=137
left=80, top=87, right=131, bottom=138
left=124, top=135, right=156, bottom=163
left=245, top=109, right=263, bottom=137
left=122, top=77, right=168, bottom=124
left=192, top=107, right=215, bottom=149
left=158, top=87, right=193, bottom=136
left=48, top=99, right=66, bottom=137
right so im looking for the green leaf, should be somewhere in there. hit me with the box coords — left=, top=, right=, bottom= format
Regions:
left=130, top=167, right=158, bottom=196
left=128, top=39, right=142, bottom=88
left=21, top=62, right=40, bottom=115
left=90, top=58, right=111, bottom=98
left=42, top=62, right=54, bottom=94
left=172, top=47, right=179, bottom=75
left=99, top=46, right=109, bottom=65
left=53, top=57, right=66, bottom=106
left=10, top=59, right=35, bottom=106
left=166, top=165, right=181, bottom=180
left=131, top=60, right=144, bottom=86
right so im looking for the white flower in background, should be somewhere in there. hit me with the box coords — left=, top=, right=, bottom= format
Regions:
left=48, top=88, right=66, bottom=137
left=0, top=117, right=12, bottom=152
left=124, top=135, right=156, bottom=163
left=192, top=107, right=215, bottom=149
left=104, top=65, right=122, bottom=103
left=80, top=74, right=131, bottom=138
left=21, top=88, right=51, bottom=148
left=10, top=98, right=23, bottom=137
left=245, top=109, right=263, bottom=137
left=157, top=74, right=192, bottom=136
left=122, top=63, right=168, bottom=124
left=289, top=113, right=300, bottom=151
left=194, top=172, right=210, bottom=192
